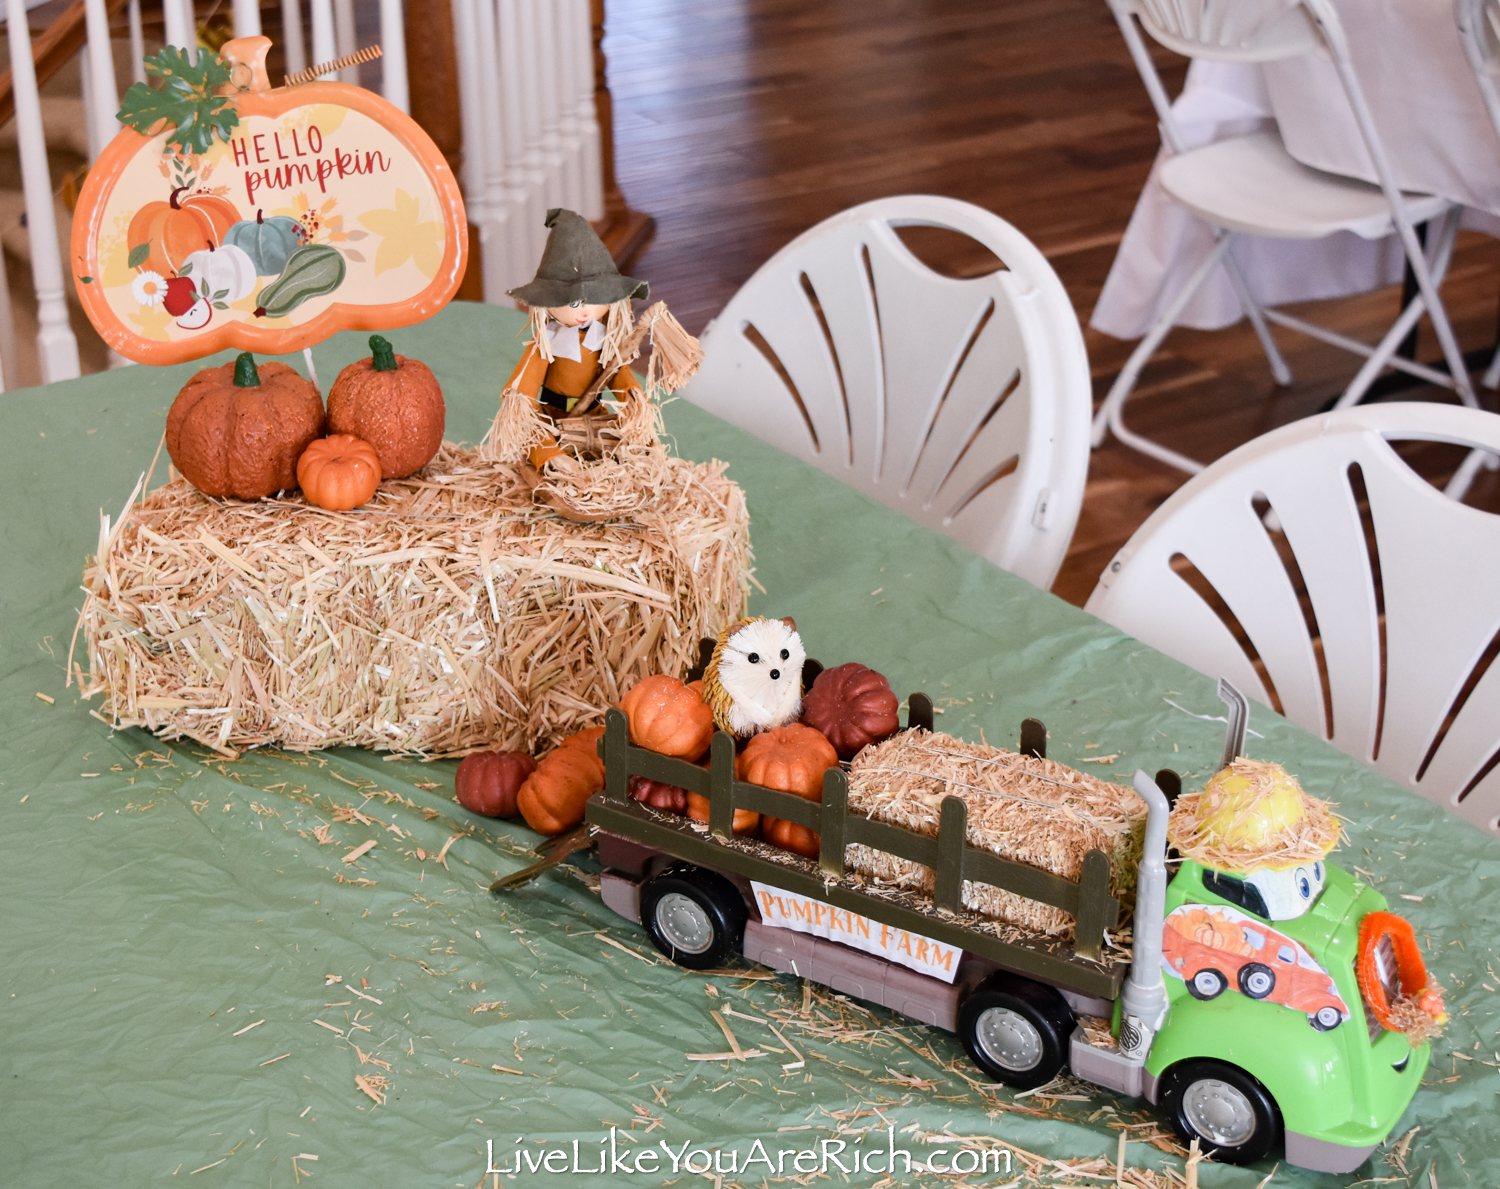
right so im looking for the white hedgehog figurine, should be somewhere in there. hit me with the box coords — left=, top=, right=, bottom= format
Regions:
left=701, top=617, right=806, bottom=738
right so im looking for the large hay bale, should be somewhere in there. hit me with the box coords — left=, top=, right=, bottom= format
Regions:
left=75, top=443, right=750, bottom=757
left=845, top=731, right=1147, bottom=938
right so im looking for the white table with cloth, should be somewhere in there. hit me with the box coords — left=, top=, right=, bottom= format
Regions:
left=1092, top=0, right=1500, bottom=340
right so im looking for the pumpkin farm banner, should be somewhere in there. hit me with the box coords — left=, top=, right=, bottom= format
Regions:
left=72, top=39, right=467, bottom=365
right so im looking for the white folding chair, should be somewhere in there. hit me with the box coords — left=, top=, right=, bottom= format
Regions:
left=680, top=196, right=1091, bottom=591
left=1457, top=0, right=1500, bottom=392
left=1085, top=403, right=1500, bottom=837
left=1098, top=0, right=1478, bottom=475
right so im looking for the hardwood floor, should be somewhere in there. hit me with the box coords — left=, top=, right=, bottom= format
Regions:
left=602, top=0, right=1500, bottom=607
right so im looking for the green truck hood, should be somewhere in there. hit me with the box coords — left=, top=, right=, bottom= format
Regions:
left=1149, top=861, right=1428, bottom=1148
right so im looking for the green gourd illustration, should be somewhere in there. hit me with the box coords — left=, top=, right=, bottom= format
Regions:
left=254, top=243, right=347, bottom=318
left=224, top=210, right=303, bottom=276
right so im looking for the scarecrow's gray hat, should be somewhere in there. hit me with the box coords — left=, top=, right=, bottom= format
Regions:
left=506, top=208, right=649, bottom=308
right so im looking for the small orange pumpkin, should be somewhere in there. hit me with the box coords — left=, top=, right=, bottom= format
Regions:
left=686, top=792, right=760, bottom=836
left=127, top=185, right=241, bottom=276
left=619, top=675, right=715, bottom=760
left=297, top=434, right=382, bottom=510
left=516, top=726, right=607, bottom=835
left=327, top=335, right=446, bottom=478
left=737, top=724, right=838, bottom=796
left=740, top=724, right=838, bottom=858
left=761, top=816, right=821, bottom=859
left=166, top=351, right=324, bottom=498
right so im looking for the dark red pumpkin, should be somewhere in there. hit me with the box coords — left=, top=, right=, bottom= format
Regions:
left=800, top=662, right=901, bottom=761
left=627, top=775, right=689, bottom=814
left=455, top=750, right=537, bottom=818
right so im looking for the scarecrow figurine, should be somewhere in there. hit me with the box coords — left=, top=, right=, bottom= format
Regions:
left=488, top=209, right=700, bottom=482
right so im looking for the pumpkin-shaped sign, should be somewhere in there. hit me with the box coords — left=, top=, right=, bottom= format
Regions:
left=71, top=36, right=467, bottom=364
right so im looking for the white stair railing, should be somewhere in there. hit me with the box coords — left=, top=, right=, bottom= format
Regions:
left=83, top=0, right=120, bottom=159
left=280, top=0, right=307, bottom=74
left=571, top=0, right=603, bottom=221
left=5, top=0, right=82, bottom=387
left=451, top=0, right=604, bottom=303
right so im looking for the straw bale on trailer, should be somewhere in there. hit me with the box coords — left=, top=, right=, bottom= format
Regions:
left=75, top=441, right=750, bottom=757
left=845, top=730, right=1147, bottom=938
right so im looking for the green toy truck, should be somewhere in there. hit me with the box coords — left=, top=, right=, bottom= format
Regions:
left=573, top=680, right=1435, bottom=1173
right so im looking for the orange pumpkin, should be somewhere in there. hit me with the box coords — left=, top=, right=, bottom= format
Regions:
left=761, top=817, right=821, bottom=859
left=557, top=725, right=606, bottom=776
left=685, top=792, right=760, bottom=836
left=327, top=336, right=446, bottom=478
left=516, top=726, right=607, bottom=835
left=297, top=435, right=382, bottom=510
left=165, top=351, right=324, bottom=498
left=127, top=186, right=240, bottom=277
left=737, top=724, right=838, bottom=796
left=740, top=724, right=838, bottom=858
left=619, top=675, right=714, bottom=760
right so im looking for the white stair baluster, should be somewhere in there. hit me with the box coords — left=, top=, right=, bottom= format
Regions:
left=475, top=0, right=520, bottom=299
left=497, top=0, right=542, bottom=272
left=128, top=0, right=145, bottom=83
left=84, top=0, right=121, bottom=159
left=551, top=0, right=582, bottom=212
left=5, top=0, right=82, bottom=383
left=333, top=0, right=356, bottom=81
left=533, top=0, right=564, bottom=207
left=450, top=0, right=495, bottom=302
left=512, top=0, right=547, bottom=263
left=570, top=0, right=602, bottom=221
left=232, top=0, right=262, bottom=37
left=162, top=0, right=194, bottom=53
left=378, top=0, right=407, bottom=111
left=450, top=0, right=486, bottom=221
left=309, top=0, right=336, bottom=68
left=281, top=0, right=307, bottom=74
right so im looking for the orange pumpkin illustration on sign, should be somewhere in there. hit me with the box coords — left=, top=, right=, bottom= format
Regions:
left=71, top=36, right=467, bottom=364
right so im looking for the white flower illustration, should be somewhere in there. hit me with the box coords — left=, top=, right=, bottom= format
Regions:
left=132, top=270, right=167, bottom=307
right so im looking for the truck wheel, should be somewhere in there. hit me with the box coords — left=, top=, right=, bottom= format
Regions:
left=1162, top=1059, right=1282, bottom=1165
left=958, top=973, right=1074, bottom=1090
left=1308, top=1006, right=1343, bottom=1031
left=1237, top=963, right=1275, bottom=999
left=1186, top=968, right=1227, bottom=1000
left=639, top=863, right=746, bottom=970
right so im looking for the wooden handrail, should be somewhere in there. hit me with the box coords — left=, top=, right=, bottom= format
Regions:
left=0, top=0, right=134, bottom=132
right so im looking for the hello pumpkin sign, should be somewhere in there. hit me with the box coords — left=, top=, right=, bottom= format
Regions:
left=71, top=37, right=467, bottom=364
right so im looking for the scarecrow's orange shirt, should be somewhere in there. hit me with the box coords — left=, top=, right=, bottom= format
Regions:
left=504, top=327, right=639, bottom=413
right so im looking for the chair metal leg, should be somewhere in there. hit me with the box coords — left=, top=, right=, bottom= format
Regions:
left=1091, top=236, right=1233, bottom=452
left=1483, top=343, right=1500, bottom=390
left=1392, top=207, right=1478, bottom=408
left=1221, top=250, right=1292, bottom=386
left=1334, top=207, right=1463, bottom=410
left=1445, top=447, right=1494, bottom=501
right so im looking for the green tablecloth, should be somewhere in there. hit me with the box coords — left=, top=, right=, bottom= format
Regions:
left=3, top=303, right=1495, bottom=1188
